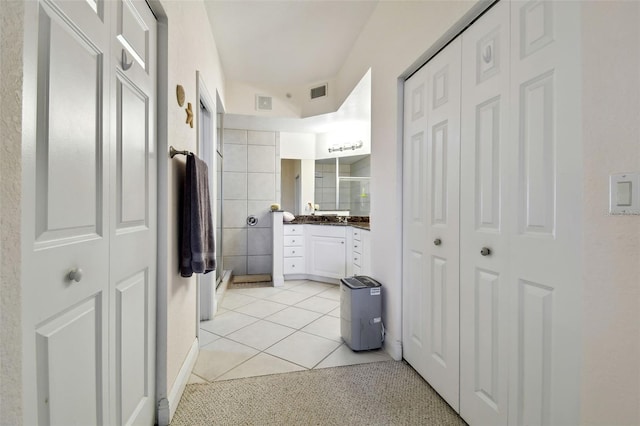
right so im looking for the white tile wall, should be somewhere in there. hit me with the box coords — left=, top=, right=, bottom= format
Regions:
left=222, top=228, right=247, bottom=256
left=247, top=227, right=272, bottom=255
left=223, top=144, right=247, bottom=172
left=223, top=171, right=247, bottom=200
left=247, top=201, right=272, bottom=228
left=248, top=173, right=275, bottom=201
left=223, top=200, right=248, bottom=228
left=224, top=129, right=248, bottom=145
left=247, top=255, right=272, bottom=274
left=248, top=130, right=275, bottom=146
left=248, top=145, right=276, bottom=173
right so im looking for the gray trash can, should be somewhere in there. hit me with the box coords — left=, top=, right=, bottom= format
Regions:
left=340, top=276, right=383, bottom=351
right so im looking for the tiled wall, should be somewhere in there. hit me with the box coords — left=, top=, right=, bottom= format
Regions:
left=222, top=129, right=281, bottom=275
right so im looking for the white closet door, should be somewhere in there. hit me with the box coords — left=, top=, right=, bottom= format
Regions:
left=402, top=64, right=430, bottom=383
left=508, top=1, right=582, bottom=425
left=109, top=0, right=157, bottom=424
left=459, top=2, right=511, bottom=425
left=402, top=38, right=461, bottom=411
left=21, top=1, right=111, bottom=424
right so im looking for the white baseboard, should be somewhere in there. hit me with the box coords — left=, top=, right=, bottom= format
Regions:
left=166, top=339, right=199, bottom=423
left=385, top=337, right=402, bottom=361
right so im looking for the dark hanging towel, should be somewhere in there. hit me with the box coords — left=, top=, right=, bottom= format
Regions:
left=180, top=154, right=215, bottom=277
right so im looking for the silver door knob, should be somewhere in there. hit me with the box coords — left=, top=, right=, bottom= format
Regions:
left=480, top=247, right=491, bottom=256
left=68, top=268, right=84, bottom=283
left=434, top=238, right=442, bottom=246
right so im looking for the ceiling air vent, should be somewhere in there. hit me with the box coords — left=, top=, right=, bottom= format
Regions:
left=310, top=83, right=328, bottom=100
left=255, top=95, right=272, bottom=111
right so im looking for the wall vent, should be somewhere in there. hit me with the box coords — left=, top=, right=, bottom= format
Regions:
left=255, top=95, right=272, bottom=111
left=310, top=83, right=328, bottom=100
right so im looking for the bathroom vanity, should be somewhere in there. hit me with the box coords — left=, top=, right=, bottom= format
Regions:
left=272, top=212, right=370, bottom=286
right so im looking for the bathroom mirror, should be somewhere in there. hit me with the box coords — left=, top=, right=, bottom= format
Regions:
left=314, top=154, right=370, bottom=216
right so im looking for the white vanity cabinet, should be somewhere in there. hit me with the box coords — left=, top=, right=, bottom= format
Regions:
left=283, top=225, right=305, bottom=275
left=307, top=225, right=346, bottom=280
left=351, top=227, right=371, bottom=276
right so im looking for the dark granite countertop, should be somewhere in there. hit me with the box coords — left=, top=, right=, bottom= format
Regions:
left=284, top=215, right=370, bottom=230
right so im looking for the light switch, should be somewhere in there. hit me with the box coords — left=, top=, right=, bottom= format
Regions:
left=610, top=173, right=640, bottom=215
left=616, top=181, right=632, bottom=206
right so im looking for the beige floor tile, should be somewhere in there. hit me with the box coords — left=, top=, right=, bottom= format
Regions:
left=226, top=320, right=295, bottom=351
left=187, top=374, right=208, bottom=384
left=198, top=329, right=221, bottom=347
left=233, top=299, right=288, bottom=318
left=316, top=287, right=341, bottom=301
left=200, top=311, right=258, bottom=336
left=216, top=353, right=306, bottom=381
left=219, top=292, right=259, bottom=310
left=265, top=289, right=312, bottom=306
left=315, top=344, right=391, bottom=369
left=301, top=315, right=342, bottom=342
left=264, top=306, right=323, bottom=329
left=287, top=281, right=334, bottom=296
left=294, top=296, right=339, bottom=314
left=231, top=286, right=285, bottom=299
left=265, top=331, right=341, bottom=369
left=327, top=306, right=341, bottom=318
left=193, top=338, right=259, bottom=381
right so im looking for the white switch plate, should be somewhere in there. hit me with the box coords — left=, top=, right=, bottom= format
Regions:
left=610, top=172, right=640, bottom=215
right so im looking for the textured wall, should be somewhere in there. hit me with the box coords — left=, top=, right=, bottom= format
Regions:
left=0, top=1, right=23, bottom=424
left=334, top=0, right=477, bottom=360
left=160, top=0, right=227, bottom=394
left=581, top=3, right=640, bottom=424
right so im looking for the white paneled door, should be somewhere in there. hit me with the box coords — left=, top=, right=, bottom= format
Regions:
left=403, top=1, right=582, bottom=425
left=22, top=0, right=157, bottom=424
left=459, top=2, right=511, bottom=425
left=506, top=2, right=582, bottom=425
left=402, top=38, right=461, bottom=412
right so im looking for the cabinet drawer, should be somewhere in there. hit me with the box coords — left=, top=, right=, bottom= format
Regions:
left=352, top=241, right=361, bottom=253
left=283, top=225, right=303, bottom=236
left=352, top=264, right=361, bottom=276
left=353, top=229, right=362, bottom=241
left=308, top=225, right=346, bottom=238
left=284, top=246, right=305, bottom=258
left=284, top=236, right=304, bottom=246
left=284, top=257, right=304, bottom=274
left=353, top=254, right=361, bottom=267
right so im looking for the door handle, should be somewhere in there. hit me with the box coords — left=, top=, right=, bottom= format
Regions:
left=480, top=247, right=491, bottom=256
left=68, top=268, right=84, bottom=283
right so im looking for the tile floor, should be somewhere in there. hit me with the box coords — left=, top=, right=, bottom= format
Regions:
left=189, top=279, right=391, bottom=383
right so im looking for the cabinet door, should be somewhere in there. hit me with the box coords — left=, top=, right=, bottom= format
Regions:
left=460, top=2, right=510, bottom=425
left=402, top=37, right=462, bottom=411
left=309, top=236, right=346, bottom=279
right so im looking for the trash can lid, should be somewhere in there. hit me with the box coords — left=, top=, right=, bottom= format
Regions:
left=341, top=276, right=381, bottom=289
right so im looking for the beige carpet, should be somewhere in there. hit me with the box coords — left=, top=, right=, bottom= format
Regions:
left=171, top=360, right=466, bottom=425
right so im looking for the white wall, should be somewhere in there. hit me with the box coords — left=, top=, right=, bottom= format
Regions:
left=225, top=78, right=338, bottom=119
left=0, top=1, right=24, bottom=423
left=581, top=3, right=640, bottom=424
left=333, top=0, right=477, bottom=360
left=280, top=132, right=316, bottom=159
left=160, top=0, right=226, bottom=396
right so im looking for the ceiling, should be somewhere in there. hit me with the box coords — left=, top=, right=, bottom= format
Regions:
left=203, top=1, right=379, bottom=87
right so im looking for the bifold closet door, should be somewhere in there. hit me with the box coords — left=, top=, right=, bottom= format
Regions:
left=21, top=0, right=157, bottom=424
left=459, top=2, right=511, bottom=425
left=402, top=38, right=461, bottom=411
left=506, top=2, right=582, bottom=425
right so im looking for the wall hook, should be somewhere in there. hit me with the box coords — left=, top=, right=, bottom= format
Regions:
left=122, top=49, right=133, bottom=71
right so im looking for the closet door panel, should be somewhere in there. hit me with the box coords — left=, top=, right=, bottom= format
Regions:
left=509, top=2, right=582, bottom=425
left=402, top=66, right=430, bottom=378
left=460, top=1, right=510, bottom=425
left=423, top=37, right=461, bottom=411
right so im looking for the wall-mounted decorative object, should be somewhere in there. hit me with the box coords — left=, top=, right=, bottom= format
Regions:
left=176, top=85, right=185, bottom=106
left=328, top=140, right=364, bottom=153
left=185, top=102, right=193, bottom=128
